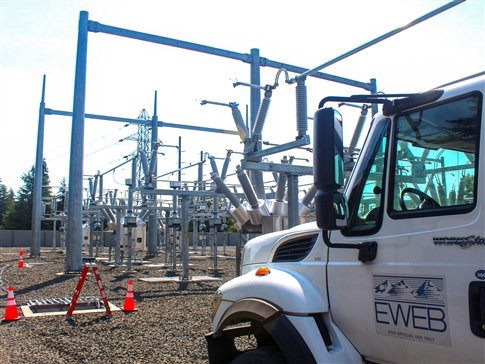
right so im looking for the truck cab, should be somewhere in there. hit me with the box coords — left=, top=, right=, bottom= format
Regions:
left=206, top=73, right=485, bottom=364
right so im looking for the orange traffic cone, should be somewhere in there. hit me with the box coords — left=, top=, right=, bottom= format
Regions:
left=18, top=247, right=24, bottom=268
left=2, top=286, right=20, bottom=322
left=122, top=279, right=136, bottom=311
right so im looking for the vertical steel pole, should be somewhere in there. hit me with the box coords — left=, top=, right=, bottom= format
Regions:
left=52, top=220, right=57, bottom=250
left=128, top=161, right=135, bottom=210
left=212, top=194, right=218, bottom=271
left=127, top=158, right=136, bottom=272
left=172, top=226, right=177, bottom=271
left=115, top=208, right=121, bottom=264
left=66, top=11, right=89, bottom=272
left=250, top=49, right=266, bottom=199
left=209, top=226, right=215, bottom=257
left=147, top=91, right=158, bottom=255
left=89, top=214, right=94, bottom=256
left=287, top=174, right=299, bottom=228
left=31, top=75, right=46, bottom=257
left=193, top=217, right=198, bottom=254
left=164, top=211, right=170, bottom=264
left=177, top=135, right=183, bottom=258
left=198, top=151, right=204, bottom=192
left=223, top=229, right=227, bottom=256
left=98, top=174, right=103, bottom=203
left=181, top=195, right=190, bottom=280
left=197, top=151, right=205, bottom=209
left=236, top=233, right=242, bottom=277
left=194, top=151, right=204, bottom=254
left=213, top=226, right=218, bottom=270
left=178, top=136, right=182, bottom=182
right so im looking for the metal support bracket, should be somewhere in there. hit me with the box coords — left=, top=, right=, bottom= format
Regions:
left=244, top=135, right=310, bottom=160
left=241, top=160, right=313, bottom=176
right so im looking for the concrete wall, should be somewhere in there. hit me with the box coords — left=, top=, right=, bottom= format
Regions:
left=0, top=230, right=64, bottom=248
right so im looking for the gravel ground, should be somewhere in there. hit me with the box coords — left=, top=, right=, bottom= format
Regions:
left=0, top=246, right=238, bottom=363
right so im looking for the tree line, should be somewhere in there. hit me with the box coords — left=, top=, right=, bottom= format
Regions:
left=0, top=160, right=66, bottom=230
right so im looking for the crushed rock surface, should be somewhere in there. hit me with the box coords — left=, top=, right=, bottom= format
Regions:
left=0, top=246, right=239, bottom=363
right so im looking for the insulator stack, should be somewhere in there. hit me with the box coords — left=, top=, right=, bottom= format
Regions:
left=210, top=172, right=249, bottom=226
left=209, top=156, right=219, bottom=175
left=236, top=166, right=258, bottom=207
left=349, top=105, right=368, bottom=154
left=220, top=150, right=232, bottom=180
left=236, top=166, right=268, bottom=225
left=231, top=106, right=248, bottom=141
left=301, top=185, right=317, bottom=207
left=252, top=95, right=271, bottom=141
left=211, top=172, right=242, bottom=208
left=296, top=78, right=308, bottom=137
left=275, top=174, right=287, bottom=202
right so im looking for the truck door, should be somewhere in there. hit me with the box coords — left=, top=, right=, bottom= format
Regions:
left=327, top=91, right=484, bottom=363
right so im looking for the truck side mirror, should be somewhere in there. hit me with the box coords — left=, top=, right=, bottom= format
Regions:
left=313, top=107, right=348, bottom=230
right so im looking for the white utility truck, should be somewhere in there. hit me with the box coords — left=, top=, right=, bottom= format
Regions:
left=205, top=72, right=485, bottom=364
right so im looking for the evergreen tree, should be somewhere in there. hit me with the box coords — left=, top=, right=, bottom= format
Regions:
left=0, top=179, right=15, bottom=229
left=3, top=161, right=53, bottom=230
left=56, top=177, right=68, bottom=212
left=3, top=168, right=34, bottom=230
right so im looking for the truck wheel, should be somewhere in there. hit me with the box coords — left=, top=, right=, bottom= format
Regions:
left=231, top=347, right=287, bottom=364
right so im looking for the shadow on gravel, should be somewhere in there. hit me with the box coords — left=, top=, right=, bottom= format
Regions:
left=110, top=273, right=140, bottom=283
left=12, top=275, right=77, bottom=296
left=140, top=289, right=216, bottom=300
left=65, top=315, right=112, bottom=327
left=106, top=287, right=217, bottom=303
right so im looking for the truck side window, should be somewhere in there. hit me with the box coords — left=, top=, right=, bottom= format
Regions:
left=343, top=119, right=390, bottom=236
left=390, top=94, right=481, bottom=217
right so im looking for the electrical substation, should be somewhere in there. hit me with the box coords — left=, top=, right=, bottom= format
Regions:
left=3, top=2, right=479, bottom=362
left=27, top=10, right=382, bottom=282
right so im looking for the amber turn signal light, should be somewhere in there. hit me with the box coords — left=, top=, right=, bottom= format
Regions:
left=255, top=266, right=271, bottom=276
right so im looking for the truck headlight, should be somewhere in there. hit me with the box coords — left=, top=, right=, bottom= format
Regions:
left=211, top=290, right=223, bottom=320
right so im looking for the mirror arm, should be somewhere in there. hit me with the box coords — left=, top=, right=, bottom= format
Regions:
left=318, top=96, right=391, bottom=109
left=322, top=231, right=378, bottom=263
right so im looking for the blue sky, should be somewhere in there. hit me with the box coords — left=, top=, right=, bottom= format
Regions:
left=0, top=0, right=483, bottom=202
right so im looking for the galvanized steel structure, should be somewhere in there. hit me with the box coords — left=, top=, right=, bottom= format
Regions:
left=30, top=1, right=463, bottom=271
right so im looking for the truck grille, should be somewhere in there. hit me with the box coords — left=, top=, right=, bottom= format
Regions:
left=272, top=234, right=318, bottom=262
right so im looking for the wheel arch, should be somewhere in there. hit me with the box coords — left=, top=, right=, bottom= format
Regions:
left=213, top=298, right=281, bottom=337
left=207, top=298, right=317, bottom=364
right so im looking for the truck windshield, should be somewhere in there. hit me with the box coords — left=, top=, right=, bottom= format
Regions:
left=391, top=94, right=480, bottom=214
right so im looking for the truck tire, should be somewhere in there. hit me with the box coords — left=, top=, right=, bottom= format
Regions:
left=230, top=347, right=287, bottom=364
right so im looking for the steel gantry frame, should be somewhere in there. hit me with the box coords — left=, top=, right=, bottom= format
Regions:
left=60, top=11, right=375, bottom=272
left=31, top=0, right=463, bottom=269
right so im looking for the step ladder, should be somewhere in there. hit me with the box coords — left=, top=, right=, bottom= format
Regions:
left=66, top=257, right=112, bottom=320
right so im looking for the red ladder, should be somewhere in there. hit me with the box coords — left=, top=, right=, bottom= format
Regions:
left=66, top=257, right=112, bottom=320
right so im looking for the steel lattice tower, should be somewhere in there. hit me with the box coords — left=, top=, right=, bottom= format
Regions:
left=136, top=109, right=151, bottom=190
left=124, top=109, right=152, bottom=205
